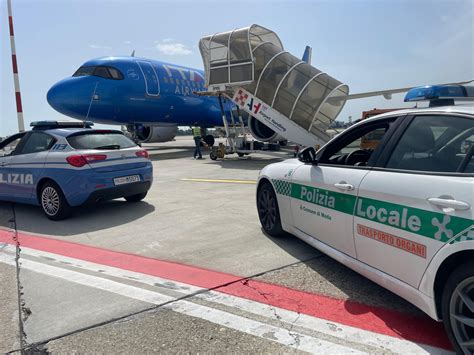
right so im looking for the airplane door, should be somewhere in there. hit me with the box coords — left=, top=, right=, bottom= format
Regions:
left=137, top=61, right=160, bottom=96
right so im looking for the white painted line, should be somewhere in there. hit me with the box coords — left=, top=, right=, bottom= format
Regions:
left=1, top=245, right=452, bottom=354
left=0, top=251, right=365, bottom=354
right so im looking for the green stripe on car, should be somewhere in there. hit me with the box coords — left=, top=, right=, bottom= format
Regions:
left=272, top=179, right=473, bottom=243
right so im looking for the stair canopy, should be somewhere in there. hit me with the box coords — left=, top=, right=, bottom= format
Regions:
left=199, top=24, right=349, bottom=143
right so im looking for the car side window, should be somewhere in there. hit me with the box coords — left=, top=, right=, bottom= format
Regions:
left=0, top=133, right=26, bottom=157
left=18, top=132, right=55, bottom=155
left=385, top=115, right=474, bottom=173
left=318, top=118, right=396, bottom=167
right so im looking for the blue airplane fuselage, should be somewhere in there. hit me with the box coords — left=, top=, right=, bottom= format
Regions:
left=47, top=56, right=231, bottom=127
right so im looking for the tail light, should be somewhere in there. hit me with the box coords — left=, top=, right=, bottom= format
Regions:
left=66, top=154, right=107, bottom=167
left=135, top=150, right=149, bottom=159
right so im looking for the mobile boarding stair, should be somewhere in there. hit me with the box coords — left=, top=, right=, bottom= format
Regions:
left=198, top=24, right=350, bottom=159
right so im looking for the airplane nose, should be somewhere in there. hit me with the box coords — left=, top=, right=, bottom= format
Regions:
left=47, top=78, right=93, bottom=119
left=47, top=79, right=74, bottom=115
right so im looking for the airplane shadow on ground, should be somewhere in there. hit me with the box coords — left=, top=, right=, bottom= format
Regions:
left=12, top=200, right=155, bottom=236
left=202, top=156, right=286, bottom=171
left=147, top=147, right=286, bottom=171
left=259, top=229, right=451, bottom=350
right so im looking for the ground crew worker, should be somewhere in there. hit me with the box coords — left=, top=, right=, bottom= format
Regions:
left=191, top=123, right=202, bottom=159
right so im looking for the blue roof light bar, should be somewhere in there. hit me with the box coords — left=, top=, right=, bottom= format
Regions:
left=30, top=121, right=94, bottom=130
left=405, top=85, right=474, bottom=102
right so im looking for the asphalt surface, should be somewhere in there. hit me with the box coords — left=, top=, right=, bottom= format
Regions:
left=0, top=136, right=450, bottom=354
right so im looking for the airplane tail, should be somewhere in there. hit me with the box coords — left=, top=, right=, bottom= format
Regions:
left=302, top=46, right=312, bottom=65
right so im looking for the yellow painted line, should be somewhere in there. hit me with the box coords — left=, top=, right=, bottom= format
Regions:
left=181, top=178, right=256, bottom=184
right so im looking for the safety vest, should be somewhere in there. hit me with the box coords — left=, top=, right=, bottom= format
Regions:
left=192, top=127, right=201, bottom=137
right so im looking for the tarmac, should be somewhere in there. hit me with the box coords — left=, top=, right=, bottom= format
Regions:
left=0, top=136, right=453, bottom=354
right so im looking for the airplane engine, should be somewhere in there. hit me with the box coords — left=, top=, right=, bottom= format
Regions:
left=136, top=125, right=178, bottom=143
left=248, top=116, right=285, bottom=143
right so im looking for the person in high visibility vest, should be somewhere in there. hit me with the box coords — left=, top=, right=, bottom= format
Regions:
left=191, top=122, right=203, bottom=159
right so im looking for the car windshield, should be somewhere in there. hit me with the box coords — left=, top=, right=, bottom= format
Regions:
left=67, top=132, right=136, bottom=150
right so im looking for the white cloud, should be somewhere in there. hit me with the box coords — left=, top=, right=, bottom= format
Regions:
left=155, top=42, right=192, bottom=56
left=123, top=40, right=131, bottom=45
left=162, top=38, right=175, bottom=43
left=89, top=44, right=112, bottom=50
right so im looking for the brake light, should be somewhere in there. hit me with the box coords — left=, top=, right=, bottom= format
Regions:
left=84, top=154, right=107, bottom=162
left=135, top=150, right=149, bottom=159
left=66, top=155, right=87, bottom=167
left=66, top=154, right=106, bottom=167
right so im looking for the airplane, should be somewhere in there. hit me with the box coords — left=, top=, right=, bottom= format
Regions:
left=47, top=48, right=471, bottom=146
left=47, top=48, right=312, bottom=145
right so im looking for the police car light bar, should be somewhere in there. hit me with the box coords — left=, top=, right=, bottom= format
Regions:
left=30, top=121, right=94, bottom=130
left=404, top=85, right=474, bottom=107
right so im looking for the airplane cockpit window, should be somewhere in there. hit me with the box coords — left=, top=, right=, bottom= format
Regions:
left=73, top=66, right=95, bottom=77
left=72, top=66, right=124, bottom=80
left=93, top=66, right=112, bottom=79
left=108, top=67, right=124, bottom=80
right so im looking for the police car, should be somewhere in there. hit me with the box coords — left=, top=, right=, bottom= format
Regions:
left=256, top=85, right=474, bottom=353
left=0, top=121, right=153, bottom=220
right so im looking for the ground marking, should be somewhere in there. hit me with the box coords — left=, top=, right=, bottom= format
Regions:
left=181, top=178, right=256, bottom=184
left=0, top=230, right=452, bottom=351
left=1, top=244, right=451, bottom=354
left=0, top=251, right=365, bottom=354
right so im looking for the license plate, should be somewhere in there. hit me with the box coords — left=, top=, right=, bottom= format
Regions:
left=113, top=175, right=140, bottom=186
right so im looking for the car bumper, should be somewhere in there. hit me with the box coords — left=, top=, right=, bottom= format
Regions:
left=47, top=163, right=153, bottom=206
left=83, top=180, right=151, bottom=205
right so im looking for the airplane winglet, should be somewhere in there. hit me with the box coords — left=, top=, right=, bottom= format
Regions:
left=131, top=50, right=135, bottom=57
left=302, top=46, right=312, bottom=65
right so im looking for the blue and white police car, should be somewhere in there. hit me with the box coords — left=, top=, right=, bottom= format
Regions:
left=0, top=121, right=153, bottom=220
left=256, top=85, right=474, bottom=353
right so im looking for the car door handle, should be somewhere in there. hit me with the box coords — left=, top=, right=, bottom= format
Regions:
left=0, top=162, right=7, bottom=167
left=428, top=197, right=471, bottom=211
left=334, top=182, right=354, bottom=191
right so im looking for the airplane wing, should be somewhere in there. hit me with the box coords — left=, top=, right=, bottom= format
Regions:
left=328, top=79, right=473, bottom=104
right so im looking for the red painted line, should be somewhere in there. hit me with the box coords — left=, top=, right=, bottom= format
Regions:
left=0, top=229, right=451, bottom=349
left=12, top=54, right=18, bottom=74
left=15, top=92, right=23, bottom=113
left=9, top=16, right=14, bottom=36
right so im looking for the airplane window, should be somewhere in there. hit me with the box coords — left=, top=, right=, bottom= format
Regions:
left=94, top=66, right=112, bottom=79
left=73, top=66, right=96, bottom=77
left=108, top=67, right=124, bottom=80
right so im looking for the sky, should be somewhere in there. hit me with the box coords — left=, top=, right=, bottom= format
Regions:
left=1, top=0, right=473, bottom=137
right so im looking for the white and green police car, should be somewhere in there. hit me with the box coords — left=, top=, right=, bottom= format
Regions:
left=256, top=85, right=474, bottom=353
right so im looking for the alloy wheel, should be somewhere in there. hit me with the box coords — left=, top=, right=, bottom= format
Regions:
left=258, top=188, right=277, bottom=231
left=41, top=186, right=60, bottom=216
left=450, top=276, right=474, bottom=354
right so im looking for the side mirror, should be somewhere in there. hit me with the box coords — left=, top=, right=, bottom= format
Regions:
left=298, top=147, right=317, bottom=164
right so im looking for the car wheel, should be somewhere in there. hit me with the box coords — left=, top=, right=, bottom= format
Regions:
left=442, top=261, right=474, bottom=354
left=238, top=153, right=245, bottom=157
left=125, top=192, right=147, bottom=202
left=40, top=182, right=72, bottom=220
left=257, top=182, right=285, bottom=237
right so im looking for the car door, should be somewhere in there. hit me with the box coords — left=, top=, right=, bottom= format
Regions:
left=290, top=116, right=401, bottom=257
left=0, top=133, right=27, bottom=201
left=354, top=113, right=474, bottom=288
left=8, top=132, right=56, bottom=203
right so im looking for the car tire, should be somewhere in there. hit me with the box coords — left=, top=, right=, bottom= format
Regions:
left=40, top=181, right=72, bottom=220
left=441, top=261, right=474, bottom=355
left=125, top=192, right=147, bottom=202
left=257, top=182, right=285, bottom=238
